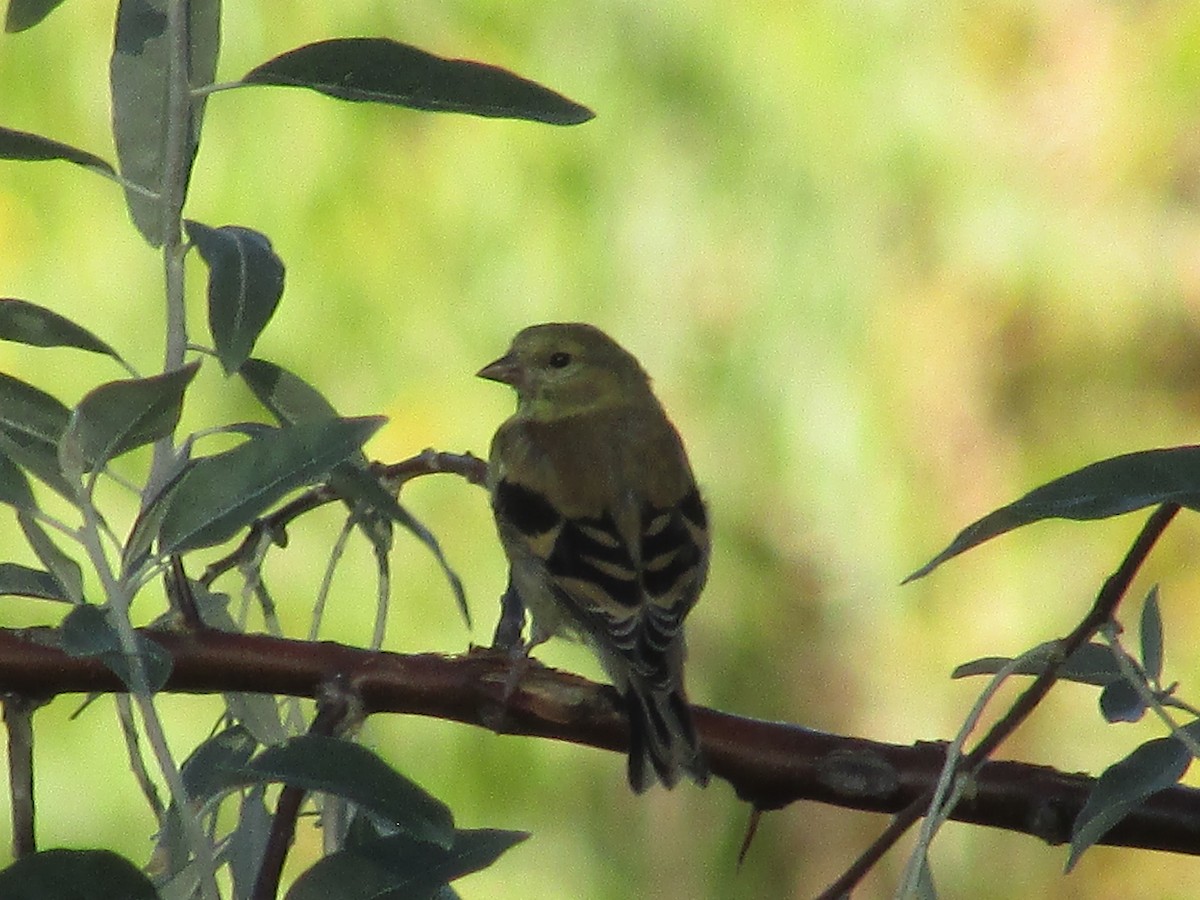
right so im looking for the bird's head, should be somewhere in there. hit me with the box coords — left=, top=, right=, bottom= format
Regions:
left=477, top=323, right=650, bottom=420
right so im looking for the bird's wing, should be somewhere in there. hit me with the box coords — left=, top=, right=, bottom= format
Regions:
left=493, top=472, right=707, bottom=685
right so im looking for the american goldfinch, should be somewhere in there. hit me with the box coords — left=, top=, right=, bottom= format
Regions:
left=478, top=322, right=710, bottom=792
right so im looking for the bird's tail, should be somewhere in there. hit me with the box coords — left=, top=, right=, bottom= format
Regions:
left=625, top=679, right=709, bottom=793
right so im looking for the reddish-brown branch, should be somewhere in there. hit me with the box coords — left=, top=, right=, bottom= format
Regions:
left=0, top=624, right=1197, bottom=857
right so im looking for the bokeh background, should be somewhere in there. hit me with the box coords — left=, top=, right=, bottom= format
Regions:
left=3, top=1, right=1200, bottom=897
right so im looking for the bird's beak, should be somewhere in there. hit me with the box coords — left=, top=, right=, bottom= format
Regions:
left=477, top=352, right=523, bottom=386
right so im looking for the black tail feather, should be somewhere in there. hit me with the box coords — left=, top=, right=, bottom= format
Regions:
left=625, top=683, right=709, bottom=793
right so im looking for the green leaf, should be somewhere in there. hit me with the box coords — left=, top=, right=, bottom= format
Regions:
left=1140, top=585, right=1164, bottom=684
left=240, top=358, right=341, bottom=424
left=952, top=641, right=1123, bottom=687
left=286, top=828, right=529, bottom=900
left=0, top=372, right=72, bottom=498
left=1067, top=728, right=1197, bottom=870
left=0, top=449, right=36, bottom=511
left=1098, top=680, right=1147, bottom=724
left=4, top=0, right=68, bottom=32
left=0, top=848, right=158, bottom=900
left=241, top=38, right=594, bottom=126
left=185, top=222, right=286, bottom=375
left=109, top=0, right=221, bottom=245
left=181, top=724, right=259, bottom=803
left=0, top=298, right=124, bottom=363
left=907, top=447, right=1200, bottom=582
left=228, top=785, right=272, bottom=900
left=18, top=512, right=83, bottom=603
left=0, top=563, right=71, bottom=602
left=332, top=465, right=469, bottom=628
left=0, top=125, right=115, bottom=175
left=284, top=853, right=399, bottom=900
left=157, top=416, right=384, bottom=554
left=59, top=362, right=199, bottom=479
left=241, top=735, right=455, bottom=848
left=60, top=604, right=174, bottom=692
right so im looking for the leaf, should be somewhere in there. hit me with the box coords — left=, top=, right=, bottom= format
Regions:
left=181, top=724, right=259, bottom=803
left=0, top=848, right=158, bottom=900
left=286, top=828, right=529, bottom=900
left=0, top=372, right=72, bottom=498
left=332, top=465, right=469, bottom=628
left=157, top=416, right=384, bottom=554
left=0, top=298, right=125, bottom=363
left=185, top=222, right=286, bottom=374
left=228, top=786, right=272, bottom=900
left=241, top=38, right=594, bottom=126
left=1140, top=585, right=1164, bottom=684
left=5, top=0, right=68, bottom=33
left=224, top=691, right=288, bottom=747
left=951, top=641, right=1122, bottom=687
left=59, top=362, right=198, bottom=478
left=1099, top=680, right=1147, bottom=724
left=109, top=0, right=221, bottom=245
left=240, top=358, right=341, bottom=424
left=18, top=512, right=83, bottom=603
left=60, top=604, right=174, bottom=692
left=907, top=446, right=1200, bottom=582
left=0, top=125, right=115, bottom=175
left=1067, top=728, right=1198, bottom=870
left=0, top=449, right=36, bottom=511
left=240, top=735, right=455, bottom=848
left=0, top=563, right=71, bottom=602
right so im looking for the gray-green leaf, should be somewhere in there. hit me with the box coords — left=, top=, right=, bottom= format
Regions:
left=157, top=416, right=384, bottom=554
left=907, top=447, right=1200, bottom=582
left=0, top=848, right=158, bottom=900
left=0, top=563, right=71, bottom=602
left=951, top=641, right=1122, bottom=687
left=1140, top=586, right=1164, bottom=684
left=0, top=298, right=125, bottom=363
left=240, top=735, right=455, bottom=847
left=0, top=449, right=36, bottom=511
left=18, top=511, right=83, bottom=603
left=240, top=357, right=341, bottom=425
left=0, top=125, right=115, bottom=175
left=110, top=0, right=220, bottom=245
left=285, top=828, right=529, bottom=900
left=59, top=362, right=198, bottom=478
left=185, top=222, right=286, bottom=375
left=241, top=38, right=593, bottom=126
left=1067, top=729, right=1197, bottom=870
left=0, top=372, right=72, bottom=499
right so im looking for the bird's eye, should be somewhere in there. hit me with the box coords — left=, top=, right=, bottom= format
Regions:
left=548, top=351, right=572, bottom=369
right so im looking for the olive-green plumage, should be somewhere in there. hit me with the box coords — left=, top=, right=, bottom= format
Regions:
left=479, top=323, right=710, bottom=791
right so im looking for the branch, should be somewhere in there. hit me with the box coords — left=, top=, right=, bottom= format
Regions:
left=0, top=625, right=1197, bottom=857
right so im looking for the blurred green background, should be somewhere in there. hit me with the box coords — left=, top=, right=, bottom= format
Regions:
left=4, top=1, right=1200, bottom=897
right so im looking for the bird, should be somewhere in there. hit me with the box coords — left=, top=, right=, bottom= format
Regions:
left=478, top=322, right=710, bottom=792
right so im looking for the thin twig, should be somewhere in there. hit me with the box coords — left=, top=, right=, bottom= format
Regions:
left=167, top=555, right=204, bottom=630
left=251, top=678, right=355, bottom=900
left=3, top=694, right=43, bottom=859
